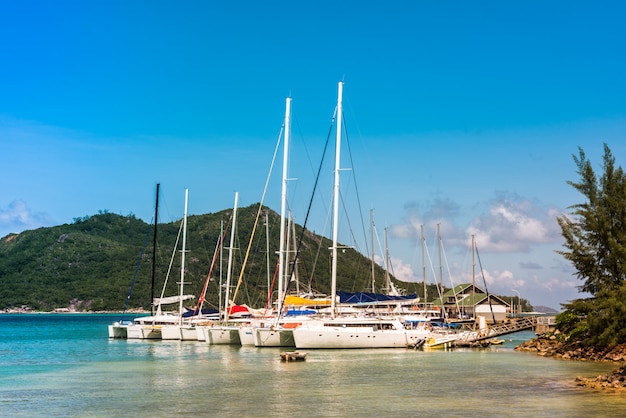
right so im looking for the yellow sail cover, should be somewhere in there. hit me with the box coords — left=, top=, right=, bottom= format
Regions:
left=284, top=295, right=332, bottom=307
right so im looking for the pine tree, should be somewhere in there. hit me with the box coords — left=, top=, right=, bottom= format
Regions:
left=557, top=144, right=626, bottom=295
left=556, top=144, right=626, bottom=346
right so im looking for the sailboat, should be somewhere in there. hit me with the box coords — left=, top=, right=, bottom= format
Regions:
left=160, top=189, right=200, bottom=340
left=253, top=96, right=303, bottom=348
left=127, top=189, right=196, bottom=340
left=108, top=183, right=161, bottom=339
left=201, top=192, right=245, bottom=345
left=237, top=210, right=280, bottom=346
left=292, top=81, right=433, bottom=349
left=192, top=219, right=229, bottom=341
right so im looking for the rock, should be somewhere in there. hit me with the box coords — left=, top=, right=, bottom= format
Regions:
left=516, top=338, right=626, bottom=391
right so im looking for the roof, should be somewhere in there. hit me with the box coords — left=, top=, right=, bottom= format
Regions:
left=431, top=283, right=510, bottom=307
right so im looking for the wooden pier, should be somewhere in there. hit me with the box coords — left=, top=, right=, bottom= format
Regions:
left=454, top=317, right=537, bottom=347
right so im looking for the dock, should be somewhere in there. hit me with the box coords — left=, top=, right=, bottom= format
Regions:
left=454, top=317, right=537, bottom=347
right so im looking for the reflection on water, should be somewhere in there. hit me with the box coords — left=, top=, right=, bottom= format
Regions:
left=1, top=316, right=625, bottom=417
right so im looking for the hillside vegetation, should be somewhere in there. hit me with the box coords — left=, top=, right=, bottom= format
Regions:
left=0, top=205, right=434, bottom=312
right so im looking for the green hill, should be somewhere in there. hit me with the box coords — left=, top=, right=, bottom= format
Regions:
left=0, top=206, right=431, bottom=312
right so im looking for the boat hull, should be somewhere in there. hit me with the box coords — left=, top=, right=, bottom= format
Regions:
left=126, top=324, right=162, bottom=340
left=292, top=325, right=408, bottom=349
left=205, top=326, right=241, bottom=345
left=160, top=325, right=199, bottom=341
left=108, top=323, right=128, bottom=339
left=254, top=327, right=295, bottom=347
left=238, top=326, right=255, bottom=346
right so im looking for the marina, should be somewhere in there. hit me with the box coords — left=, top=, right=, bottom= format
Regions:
left=2, top=314, right=626, bottom=417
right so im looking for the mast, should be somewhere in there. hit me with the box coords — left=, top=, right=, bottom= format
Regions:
left=277, top=96, right=291, bottom=316
left=331, top=81, right=344, bottom=317
left=384, top=227, right=391, bottom=294
left=150, top=183, right=160, bottom=316
left=224, top=192, right=239, bottom=321
left=437, top=223, right=445, bottom=318
left=265, top=210, right=271, bottom=296
left=370, top=209, right=376, bottom=293
left=421, top=225, right=427, bottom=306
left=218, top=219, right=224, bottom=315
left=437, top=224, right=442, bottom=291
left=288, top=211, right=301, bottom=295
left=178, top=188, right=189, bottom=321
left=471, top=234, right=475, bottom=318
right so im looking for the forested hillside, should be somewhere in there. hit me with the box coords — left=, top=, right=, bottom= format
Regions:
left=0, top=205, right=432, bottom=312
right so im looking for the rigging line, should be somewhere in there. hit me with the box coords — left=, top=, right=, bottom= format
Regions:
left=120, top=219, right=153, bottom=321
left=227, top=123, right=284, bottom=321
left=150, top=184, right=159, bottom=316
left=342, top=118, right=371, bottom=260
left=264, top=263, right=280, bottom=314
left=424, top=241, right=446, bottom=308
left=440, top=239, right=461, bottom=314
left=475, top=243, right=497, bottom=324
left=308, top=188, right=335, bottom=292
left=152, top=218, right=184, bottom=324
left=385, top=243, right=400, bottom=295
left=193, top=232, right=222, bottom=313
left=338, top=190, right=360, bottom=253
left=277, top=110, right=337, bottom=314
left=193, top=215, right=232, bottom=314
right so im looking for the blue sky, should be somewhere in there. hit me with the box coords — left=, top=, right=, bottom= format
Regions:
left=2, top=1, right=625, bottom=309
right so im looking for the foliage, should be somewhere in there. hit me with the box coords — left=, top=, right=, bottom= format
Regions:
left=556, top=144, right=626, bottom=346
left=0, top=206, right=416, bottom=312
left=585, top=283, right=626, bottom=346
left=555, top=301, right=590, bottom=341
left=1, top=202, right=522, bottom=313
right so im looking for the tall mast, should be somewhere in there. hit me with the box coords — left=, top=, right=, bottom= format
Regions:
left=471, top=234, right=475, bottom=317
left=437, top=223, right=443, bottom=292
left=289, top=211, right=301, bottom=294
left=370, top=209, right=376, bottom=293
left=421, top=224, right=427, bottom=305
left=178, top=188, right=189, bottom=320
left=224, top=192, right=239, bottom=321
left=331, top=81, right=344, bottom=317
left=150, top=183, right=160, bottom=316
left=384, top=227, right=391, bottom=294
left=265, top=210, right=271, bottom=297
left=277, top=96, right=291, bottom=315
left=218, top=219, right=224, bottom=314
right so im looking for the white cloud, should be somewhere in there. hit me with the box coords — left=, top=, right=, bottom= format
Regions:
left=481, top=268, right=525, bottom=290
left=393, top=197, right=462, bottom=242
left=466, top=193, right=563, bottom=253
left=387, top=256, right=418, bottom=283
left=0, top=200, right=54, bottom=237
left=389, top=192, right=578, bottom=308
left=393, top=192, right=564, bottom=254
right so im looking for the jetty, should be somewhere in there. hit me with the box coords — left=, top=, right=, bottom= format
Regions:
left=454, top=317, right=537, bottom=347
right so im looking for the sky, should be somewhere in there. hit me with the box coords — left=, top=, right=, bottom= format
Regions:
left=2, top=1, right=626, bottom=310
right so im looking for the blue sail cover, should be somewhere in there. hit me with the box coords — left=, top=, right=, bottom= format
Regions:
left=182, top=308, right=219, bottom=317
left=285, top=309, right=317, bottom=316
left=338, top=291, right=418, bottom=304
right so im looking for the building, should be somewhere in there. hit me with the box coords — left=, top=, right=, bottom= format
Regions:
left=431, top=283, right=511, bottom=324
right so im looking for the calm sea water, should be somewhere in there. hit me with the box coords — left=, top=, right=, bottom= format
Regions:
left=1, top=314, right=625, bottom=417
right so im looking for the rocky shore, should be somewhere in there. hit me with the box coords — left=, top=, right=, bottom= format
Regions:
left=515, top=333, right=626, bottom=390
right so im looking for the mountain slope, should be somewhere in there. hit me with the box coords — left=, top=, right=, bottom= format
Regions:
left=0, top=206, right=424, bottom=311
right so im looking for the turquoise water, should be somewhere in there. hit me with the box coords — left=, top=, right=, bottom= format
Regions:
left=1, top=314, right=625, bottom=417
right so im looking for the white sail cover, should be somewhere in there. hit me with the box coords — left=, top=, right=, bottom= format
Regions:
left=154, top=295, right=195, bottom=305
